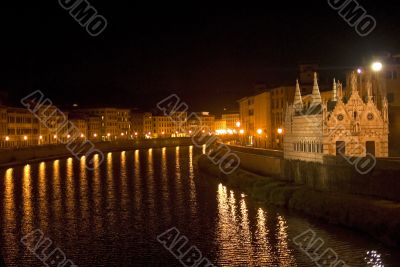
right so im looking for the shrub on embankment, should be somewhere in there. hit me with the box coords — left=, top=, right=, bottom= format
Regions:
left=198, top=155, right=400, bottom=247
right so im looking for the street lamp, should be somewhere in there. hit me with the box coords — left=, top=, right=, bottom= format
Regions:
left=5, top=136, right=9, bottom=141
left=257, top=129, right=263, bottom=148
left=277, top=128, right=284, bottom=149
left=371, top=62, right=383, bottom=72
left=236, top=121, right=241, bottom=128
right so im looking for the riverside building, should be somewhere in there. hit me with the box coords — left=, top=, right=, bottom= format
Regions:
left=284, top=72, right=389, bottom=162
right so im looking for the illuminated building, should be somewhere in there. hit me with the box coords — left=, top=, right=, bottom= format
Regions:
left=87, top=115, right=102, bottom=141
left=221, top=113, right=240, bottom=130
left=187, top=112, right=214, bottom=135
left=214, top=119, right=227, bottom=134
left=284, top=72, right=389, bottom=162
left=4, top=107, right=40, bottom=147
left=77, top=108, right=130, bottom=140
left=238, top=92, right=272, bottom=147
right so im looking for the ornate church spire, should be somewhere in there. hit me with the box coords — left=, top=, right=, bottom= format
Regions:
left=366, top=77, right=373, bottom=102
left=293, top=79, right=303, bottom=111
left=337, top=81, right=343, bottom=102
left=332, top=78, right=337, bottom=101
left=310, top=72, right=322, bottom=107
left=382, top=97, right=389, bottom=122
left=350, top=71, right=358, bottom=94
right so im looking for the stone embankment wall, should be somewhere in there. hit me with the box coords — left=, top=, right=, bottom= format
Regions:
left=0, top=138, right=200, bottom=167
left=219, top=143, right=400, bottom=202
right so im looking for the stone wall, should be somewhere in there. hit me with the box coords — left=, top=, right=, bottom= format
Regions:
left=223, top=144, right=400, bottom=202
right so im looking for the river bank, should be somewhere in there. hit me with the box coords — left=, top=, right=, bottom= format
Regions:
left=0, top=137, right=201, bottom=168
left=198, top=155, right=400, bottom=247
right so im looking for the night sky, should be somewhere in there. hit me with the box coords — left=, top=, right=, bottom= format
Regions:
left=1, top=1, right=400, bottom=114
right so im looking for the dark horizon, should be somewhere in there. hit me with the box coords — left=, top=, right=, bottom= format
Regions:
left=1, top=1, right=400, bottom=113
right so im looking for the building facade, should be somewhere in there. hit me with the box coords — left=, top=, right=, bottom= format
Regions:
left=78, top=108, right=130, bottom=140
left=238, top=92, right=272, bottom=147
left=4, top=107, right=40, bottom=147
left=284, top=72, right=389, bottom=163
left=221, top=113, right=240, bottom=130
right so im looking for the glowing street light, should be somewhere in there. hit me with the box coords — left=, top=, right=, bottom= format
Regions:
left=24, top=136, right=28, bottom=141
left=94, top=133, right=97, bottom=137
left=277, top=128, right=283, bottom=134
left=239, top=129, right=244, bottom=135
left=357, top=68, right=362, bottom=74
left=257, top=129, right=263, bottom=135
left=107, top=133, right=111, bottom=137
left=53, top=135, right=57, bottom=139
left=371, top=62, right=383, bottom=72
left=5, top=136, right=9, bottom=141
left=236, top=121, right=241, bottom=128
left=39, top=135, right=43, bottom=140
left=120, top=133, right=124, bottom=136
left=81, top=134, right=85, bottom=138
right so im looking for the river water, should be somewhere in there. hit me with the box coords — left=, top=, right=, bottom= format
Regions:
left=0, top=146, right=398, bottom=266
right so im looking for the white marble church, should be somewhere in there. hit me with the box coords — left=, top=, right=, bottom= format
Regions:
left=284, top=72, right=389, bottom=162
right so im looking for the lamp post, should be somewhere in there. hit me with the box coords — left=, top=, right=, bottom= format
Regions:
left=257, top=128, right=262, bottom=148
left=277, top=128, right=283, bottom=150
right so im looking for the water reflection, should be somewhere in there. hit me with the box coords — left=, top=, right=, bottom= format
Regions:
left=0, top=146, right=397, bottom=266
left=22, top=164, right=32, bottom=233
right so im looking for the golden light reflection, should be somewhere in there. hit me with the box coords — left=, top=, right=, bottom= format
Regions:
left=146, top=148, right=155, bottom=231
left=277, top=215, right=296, bottom=266
left=134, top=150, right=141, bottom=211
left=4, top=168, right=17, bottom=262
left=216, top=183, right=242, bottom=265
left=120, top=151, right=128, bottom=222
left=66, top=158, right=75, bottom=235
left=202, top=144, right=206, bottom=154
left=255, top=208, right=273, bottom=264
left=107, top=152, right=116, bottom=224
left=22, top=164, right=33, bottom=233
left=161, top=147, right=170, bottom=223
left=91, top=154, right=101, bottom=235
left=175, top=145, right=183, bottom=213
left=38, top=162, right=47, bottom=229
left=52, top=160, right=61, bottom=222
left=188, top=145, right=197, bottom=220
left=239, top=196, right=255, bottom=265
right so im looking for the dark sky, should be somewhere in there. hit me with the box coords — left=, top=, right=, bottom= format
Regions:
left=1, top=1, right=399, bottom=114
